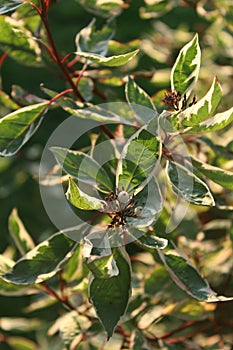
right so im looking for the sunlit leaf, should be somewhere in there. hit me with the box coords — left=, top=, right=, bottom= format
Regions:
left=171, top=34, right=201, bottom=99
left=89, top=247, right=131, bottom=338
left=192, top=156, right=233, bottom=190
left=0, top=15, right=42, bottom=66
left=186, top=106, right=233, bottom=133
left=75, top=49, right=139, bottom=67
left=126, top=76, right=157, bottom=124
left=75, top=18, right=115, bottom=56
left=167, top=161, right=215, bottom=206
left=116, top=117, right=161, bottom=193
left=0, top=102, right=48, bottom=156
left=66, top=178, right=105, bottom=210
left=83, top=236, right=118, bottom=279
left=158, top=249, right=233, bottom=302
left=180, top=76, right=222, bottom=126
left=51, top=147, right=113, bottom=193
left=2, top=233, right=77, bottom=285
left=8, top=208, right=35, bottom=256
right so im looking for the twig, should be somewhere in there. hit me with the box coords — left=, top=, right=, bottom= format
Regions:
left=40, top=282, right=77, bottom=311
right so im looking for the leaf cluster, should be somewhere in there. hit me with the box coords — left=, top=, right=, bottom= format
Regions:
left=0, top=1, right=232, bottom=349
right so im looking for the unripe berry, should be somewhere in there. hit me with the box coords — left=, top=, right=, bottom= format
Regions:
left=118, top=191, right=130, bottom=204
left=134, top=206, right=143, bottom=217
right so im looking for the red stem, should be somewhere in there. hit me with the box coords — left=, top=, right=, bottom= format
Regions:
left=48, top=88, right=74, bottom=104
left=159, top=320, right=197, bottom=339
left=100, top=125, right=115, bottom=139
left=75, top=62, right=88, bottom=87
left=25, top=0, right=85, bottom=102
left=41, top=282, right=77, bottom=310
left=0, top=52, right=8, bottom=68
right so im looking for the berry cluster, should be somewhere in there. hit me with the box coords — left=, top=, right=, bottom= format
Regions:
left=103, top=190, right=142, bottom=229
left=162, top=90, right=197, bottom=111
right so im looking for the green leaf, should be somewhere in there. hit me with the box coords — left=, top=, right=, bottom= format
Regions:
left=0, top=1, right=23, bottom=14
left=8, top=208, right=35, bottom=256
left=10, top=84, right=45, bottom=105
left=126, top=76, right=157, bottom=123
left=89, top=247, right=131, bottom=338
left=186, top=106, right=233, bottom=133
left=40, top=85, right=84, bottom=109
left=180, top=76, right=222, bottom=126
left=192, top=156, right=233, bottom=190
left=62, top=245, right=83, bottom=283
left=77, top=0, right=124, bottom=18
left=230, top=224, right=233, bottom=242
left=171, top=34, right=201, bottom=98
left=0, top=90, right=20, bottom=117
left=86, top=254, right=119, bottom=279
left=145, top=265, right=169, bottom=295
left=171, top=299, right=206, bottom=321
left=75, top=18, right=115, bottom=56
left=66, top=103, right=137, bottom=124
left=78, top=77, right=94, bottom=102
left=93, top=131, right=118, bottom=175
left=158, top=249, right=233, bottom=302
left=137, top=234, right=168, bottom=249
left=83, top=230, right=112, bottom=255
left=116, top=117, right=161, bottom=193
left=75, top=49, right=139, bottom=67
left=0, top=255, right=31, bottom=296
left=85, top=252, right=118, bottom=279
left=159, top=109, right=180, bottom=133
left=7, top=336, right=39, bottom=350
left=199, top=136, right=233, bottom=160
left=167, top=161, right=215, bottom=206
left=0, top=255, right=14, bottom=274
left=51, top=147, right=113, bottom=193
left=0, top=277, right=31, bottom=296
left=0, top=102, right=48, bottom=156
left=126, top=177, right=163, bottom=228
left=2, top=233, right=77, bottom=285
left=0, top=15, right=42, bottom=67
left=82, top=235, right=119, bottom=278
left=66, top=177, right=105, bottom=210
